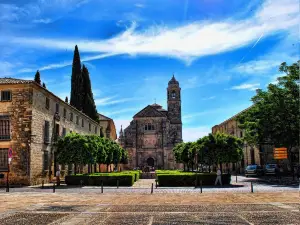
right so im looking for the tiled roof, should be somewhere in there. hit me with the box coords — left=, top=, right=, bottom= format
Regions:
left=0, top=77, right=33, bottom=84
left=98, top=113, right=112, bottom=121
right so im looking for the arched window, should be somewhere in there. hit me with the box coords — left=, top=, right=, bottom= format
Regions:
left=171, top=90, right=176, bottom=99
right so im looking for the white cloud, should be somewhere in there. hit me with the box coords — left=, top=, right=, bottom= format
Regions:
left=32, top=18, right=52, bottom=24
left=6, top=0, right=298, bottom=66
left=134, top=3, right=145, bottom=8
left=0, top=61, right=15, bottom=76
left=95, top=95, right=143, bottom=106
left=95, top=95, right=118, bottom=105
left=201, top=96, right=215, bottom=100
left=100, top=107, right=140, bottom=116
left=182, top=126, right=211, bottom=142
left=231, top=83, right=260, bottom=91
left=234, top=60, right=283, bottom=74
left=18, top=53, right=117, bottom=73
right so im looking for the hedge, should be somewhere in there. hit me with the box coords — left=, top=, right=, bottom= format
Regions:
left=65, top=173, right=135, bottom=186
left=157, top=173, right=231, bottom=186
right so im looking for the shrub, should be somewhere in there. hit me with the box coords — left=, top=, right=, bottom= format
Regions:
left=65, top=173, right=135, bottom=186
left=157, top=173, right=231, bottom=186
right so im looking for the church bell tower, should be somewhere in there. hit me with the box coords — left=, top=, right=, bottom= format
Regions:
left=167, top=75, right=182, bottom=143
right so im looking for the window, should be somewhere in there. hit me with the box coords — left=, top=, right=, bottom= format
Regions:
left=70, top=112, right=73, bottom=121
left=89, top=123, right=91, bottom=131
left=171, top=90, right=176, bottom=99
left=0, top=115, right=10, bottom=140
left=45, top=98, right=50, bottom=110
left=54, top=124, right=59, bottom=141
left=62, top=127, right=66, bottom=137
left=144, top=123, right=155, bottom=131
left=63, top=108, right=67, bottom=118
left=44, top=121, right=50, bottom=144
left=82, top=119, right=84, bottom=127
left=0, top=148, right=8, bottom=171
left=43, top=151, right=49, bottom=171
left=76, top=116, right=79, bottom=125
left=240, top=131, right=243, bottom=137
left=95, top=126, right=98, bottom=134
left=55, top=103, right=59, bottom=113
left=1, top=91, right=12, bottom=101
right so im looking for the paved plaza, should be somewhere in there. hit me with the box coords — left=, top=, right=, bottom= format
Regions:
left=0, top=192, right=299, bottom=225
left=0, top=176, right=299, bottom=224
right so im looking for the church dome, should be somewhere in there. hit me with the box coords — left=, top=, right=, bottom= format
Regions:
left=168, top=75, right=179, bottom=85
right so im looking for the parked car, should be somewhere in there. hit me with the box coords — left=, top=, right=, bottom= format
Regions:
left=264, top=164, right=278, bottom=175
left=245, top=165, right=264, bottom=177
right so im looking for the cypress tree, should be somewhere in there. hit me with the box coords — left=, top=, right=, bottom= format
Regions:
left=70, top=45, right=83, bottom=111
left=42, top=82, right=46, bottom=88
left=34, top=70, right=41, bottom=85
left=82, top=64, right=98, bottom=121
left=65, top=96, right=68, bottom=103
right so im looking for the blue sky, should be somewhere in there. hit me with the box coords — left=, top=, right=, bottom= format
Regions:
left=0, top=0, right=298, bottom=141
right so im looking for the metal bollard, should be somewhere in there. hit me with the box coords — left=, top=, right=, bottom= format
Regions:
left=200, top=180, right=202, bottom=193
left=250, top=181, right=253, bottom=193
left=155, top=180, right=158, bottom=189
left=42, top=180, right=44, bottom=189
left=80, top=180, right=83, bottom=187
left=101, top=181, right=103, bottom=193
left=117, top=179, right=119, bottom=189
left=53, top=182, right=55, bottom=193
left=151, top=183, right=153, bottom=194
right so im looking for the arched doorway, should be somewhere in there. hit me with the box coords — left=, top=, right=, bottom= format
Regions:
left=147, top=157, right=154, bottom=167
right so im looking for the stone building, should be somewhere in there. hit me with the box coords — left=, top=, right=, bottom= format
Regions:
left=118, top=75, right=183, bottom=170
left=0, top=78, right=114, bottom=185
left=98, top=113, right=117, bottom=140
left=212, top=106, right=261, bottom=172
left=212, top=107, right=299, bottom=172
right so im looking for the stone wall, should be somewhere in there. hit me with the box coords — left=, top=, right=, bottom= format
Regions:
left=30, top=85, right=102, bottom=184
left=212, top=118, right=261, bottom=171
left=0, top=84, right=32, bottom=186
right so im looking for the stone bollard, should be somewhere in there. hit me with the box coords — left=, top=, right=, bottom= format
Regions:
left=200, top=180, right=203, bottom=193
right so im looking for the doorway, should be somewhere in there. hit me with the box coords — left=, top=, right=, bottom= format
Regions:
left=147, top=157, right=154, bottom=167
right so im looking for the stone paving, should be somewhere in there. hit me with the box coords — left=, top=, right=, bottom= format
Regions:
left=0, top=192, right=299, bottom=224
left=0, top=175, right=299, bottom=224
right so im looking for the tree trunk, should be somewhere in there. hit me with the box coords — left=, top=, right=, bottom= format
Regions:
left=74, top=164, right=77, bottom=175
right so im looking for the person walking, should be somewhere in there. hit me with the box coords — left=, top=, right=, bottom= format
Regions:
left=215, top=168, right=222, bottom=186
left=56, top=168, right=61, bottom=186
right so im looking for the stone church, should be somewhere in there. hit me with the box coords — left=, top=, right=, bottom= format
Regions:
left=118, top=75, right=183, bottom=169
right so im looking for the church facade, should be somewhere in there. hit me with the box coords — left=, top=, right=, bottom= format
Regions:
left=118, top=75, right=183, bottom=169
